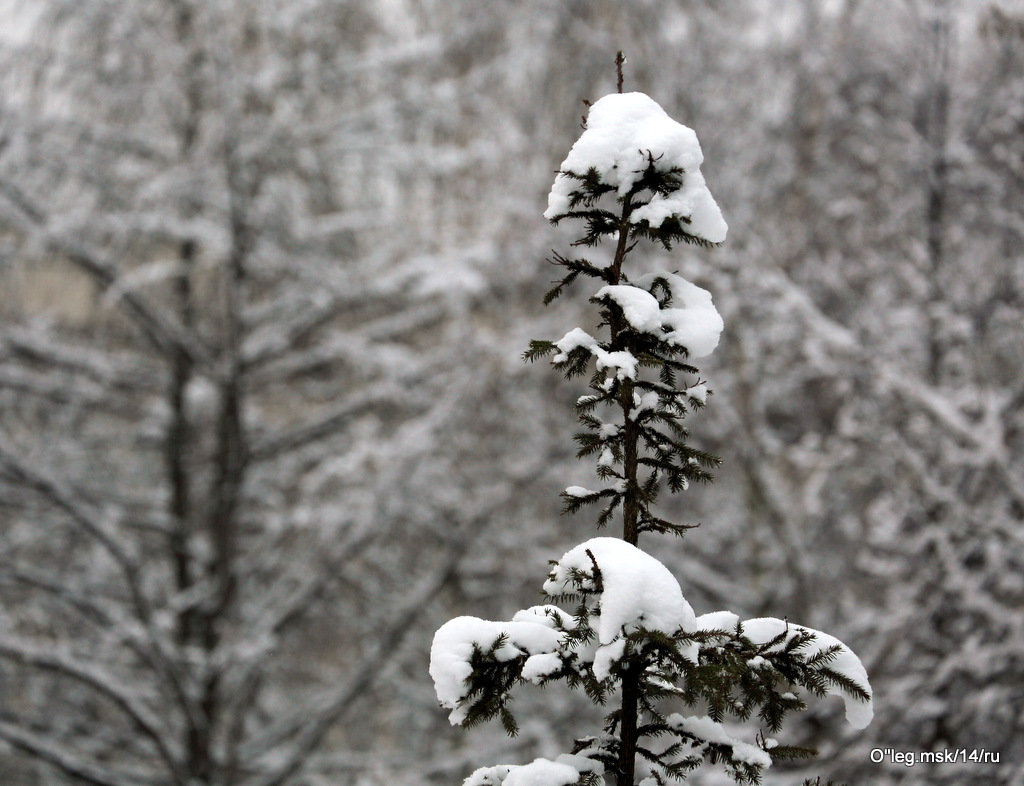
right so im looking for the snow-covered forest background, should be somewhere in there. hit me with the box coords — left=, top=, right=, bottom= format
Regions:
left=1, top=1, right=1022, bottom=785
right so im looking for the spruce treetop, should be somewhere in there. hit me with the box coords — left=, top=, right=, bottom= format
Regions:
left=544, top=91, right=727, bottom=248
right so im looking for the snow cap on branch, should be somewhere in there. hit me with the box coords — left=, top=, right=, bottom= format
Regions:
left=465, top=754, right=604, bottom=786
left=552, top=327, right=640, bottom=380
left=545, top=92, right=727, bottom=245
left=430, top=615, right=565, bottom=724
left=597, top=271, right=723, bottom=358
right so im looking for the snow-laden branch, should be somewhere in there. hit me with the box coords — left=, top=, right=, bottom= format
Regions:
left=0, top=434, right=204, bottom=733
left=432, top=537, right=873, bottom=781
left=0, top=365, right=136, bottom=414
left=0, top=431, right=139, bottom=580
left=242, top=456, right=549, bottom=784
left=243, top=535, right=471, bottom=786
left=0, top=182, right=211, bottom=368
left=0, top=562, right=200, bottom=720
left=762, top=261, right=1024, bottom=508
left=0, top=639, right=184, bottom=784
left=248, top=385, right=400, bottom=462
left=1, top=325, right=161, bottom=394
left=0, top=720, right=138, bottom=786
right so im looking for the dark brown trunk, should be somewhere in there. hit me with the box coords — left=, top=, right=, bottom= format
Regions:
left=611, top=195, right=640, bottom=786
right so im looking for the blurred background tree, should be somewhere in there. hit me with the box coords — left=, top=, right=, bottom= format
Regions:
left=0, top=1, right=1021, bottom=784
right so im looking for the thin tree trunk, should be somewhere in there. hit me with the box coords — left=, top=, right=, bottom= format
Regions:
left=925, top=14, right=952, bottom=383
left=610, top=195, right=640, bottom=786
left=171, top=2, right=206, bottom=778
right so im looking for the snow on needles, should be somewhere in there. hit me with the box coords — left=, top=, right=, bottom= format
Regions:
left=465, top=754, right=603, bottom=786
left=430, top=540, right=700, bottom=721
left=694, top=612, right=874, bottom=729
left=598, top=272, right=723, bottom=359
left=431, top=539, right=871, bottom=764
left=544, top=537, right=696, bottom=645
left=552, top=327, right=640, bottom=380
left=668, top=714, right=772, bottom=769
left=430, top=614, right=564, bottom=724
left=553, top=273, right=723, bottom=380
left=545, top=92, right=727, bottom=245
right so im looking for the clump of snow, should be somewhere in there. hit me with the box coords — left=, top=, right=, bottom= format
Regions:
left=685, top=383, right=708, bottom=404
left=511, top=605, right=576, bottom=630
left=694, top=610, right=740, bottom=631
left=522, top=652, right=564, bottom=683
left=465, top=755, right=604, bottom=786
left=501, top=759, right=580, bottom=786
left=552, top=327, right=597, bottom=360
left=543, top=537, right=695, bottom=645
left=596, top=351, right=639, bottom=380
left=595, top=285, right=663, bottom=333
left=593, top=275, right=723, bottom=359
left=739, top=617, right=873, bottom=729
left=592, top=637, right=626, bottom=681
left=553, top=327, right=639, bottom=381
left=564, top=486, right=595, bottom=498
left=545, top=92, right=727, bottom=245
left=633, top=391, right=660, bottom=415
left=632, top=272, right=723, bottom=358
left=729, top=741, right=772, bottom=768
left=554, top=273, right=722, bottom=381
left=464, top=765, right=514, bottom=786
left=430, top=616, right=564, bottom=724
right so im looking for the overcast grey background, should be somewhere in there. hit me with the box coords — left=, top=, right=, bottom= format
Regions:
left=1, top=2, right=1022, bottom=784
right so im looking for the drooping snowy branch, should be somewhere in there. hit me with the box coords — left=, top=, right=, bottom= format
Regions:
left=693, top=613, right=874, bottom=730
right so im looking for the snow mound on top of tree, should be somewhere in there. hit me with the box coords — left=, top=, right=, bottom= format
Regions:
left=544, top=91, right=727, bottom=244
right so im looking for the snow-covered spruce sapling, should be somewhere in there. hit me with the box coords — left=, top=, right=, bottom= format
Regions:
left=430, top=87, right=872, bottom=786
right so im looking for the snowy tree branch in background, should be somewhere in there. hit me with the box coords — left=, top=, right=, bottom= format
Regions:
left=0, top=2, right=562, bottom=784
